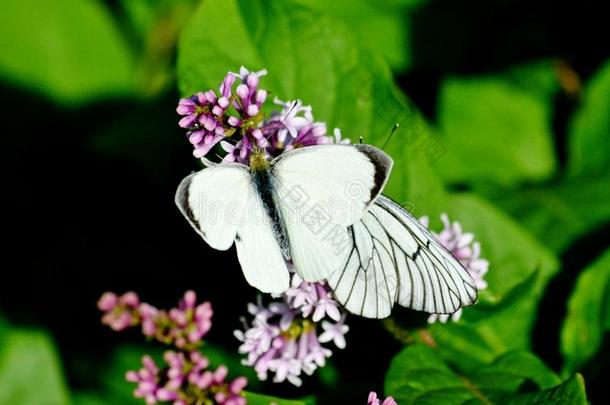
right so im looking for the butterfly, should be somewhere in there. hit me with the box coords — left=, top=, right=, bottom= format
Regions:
left=327, top=195, right=477, bottom=318
left=175, top=144, right=477, bottom=317
left=175, top=144, right=392, bottom=294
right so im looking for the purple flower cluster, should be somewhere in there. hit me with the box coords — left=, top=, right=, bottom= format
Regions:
left=99, top=291, right=140, bottom=331
left=368, top=391, right=398, bottom=405
left=176, top=67, right=347, bottom=165
left=99, top=291, right=247, bottom=405
left=126, top=352, right=246, bottom=405
left=99, top=291, right=212, bottom=351
left=420, top=214, right=489, bottom=323
left=234, top=274, right=348, bottom=386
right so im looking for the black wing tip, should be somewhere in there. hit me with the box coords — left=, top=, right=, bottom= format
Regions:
left=354, top=144, right=393, bottom=202
left=175, top=174, right=204, bottom=235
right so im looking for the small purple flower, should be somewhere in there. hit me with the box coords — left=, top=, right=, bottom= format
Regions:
left=267, top=339, right=303, bottom=385
left=220, top=138, right=252, bottom=164
left=420, top=214, right=489, bottom=323
left=236, top=273, right=348, bottom=386
left=261, top=98, right=339, bottom=157
left=125, top=355, right=161, bottom=405
left=98, top=291, right=140, bottom=331
left=332, top=128, right=351, bottom=145
left=368, top=391, right=398, bottom=405
left=318, top=315, right=349, bottom=349
left=230, top=67, right=268, bottom=119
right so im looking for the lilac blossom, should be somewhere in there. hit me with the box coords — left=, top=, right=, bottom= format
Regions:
left=99, top=290, right=213, bottom=350
left=126, top=351, right=246, bottom=405
left=235, top=274, right=347, bottom=386
left=368, top=391, right=398, bottom=405
left=230, top=66, right=268, bottom=119
left=264, top=98, right=333, bottom=156
left=318, top=315, right=349, bottom=349
left=99, top=291, right=247, bottom=405
left=420, top=214, right=489, bottom=323
left=176, top=67, right=349, bottom=165
left=98, top=291, right=140, bottom=331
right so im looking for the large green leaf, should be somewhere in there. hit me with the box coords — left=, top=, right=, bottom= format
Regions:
left=384, top=345, right=585, bottom=404
left=0, top=329, right=70, bottom=405
left=424, top=194, right=558, bottom=370
left=178, top=0, right=442, bottom=209
left=491, top=172, right=610, bottom=253
left=561, top=248, right=610, bottom=374
left=435, top=61, right=558, bottom=188
left=290, top=0, right=421, bottom=71
left=484, top=374, right=587, bottom=405
left=568, top=59, right=610, bottom=177
left=447, top=194, right=558, bottom=301
left=0, top=0, right=134, bottom=105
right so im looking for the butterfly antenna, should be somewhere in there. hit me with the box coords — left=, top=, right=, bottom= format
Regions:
left=381, top=123, right=400, bottom=150
left=280, top=101, right=299, bottom=124
left=359, top=136, right=363, bottom=144
left=260, top=100, right=299, bottom=148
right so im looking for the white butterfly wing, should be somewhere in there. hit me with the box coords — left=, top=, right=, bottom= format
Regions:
left=270, top=144, right=393, bottom=283
left=176, top=164, right=290, bottom=293
left=234, top=186, right=290, bottom=294
left=175, top=164, right=250, bottom=250
left=328, top=195, right=477, bottom=318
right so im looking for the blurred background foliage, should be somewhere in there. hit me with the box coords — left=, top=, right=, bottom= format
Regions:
left=1, top=0, right=609, bottom=403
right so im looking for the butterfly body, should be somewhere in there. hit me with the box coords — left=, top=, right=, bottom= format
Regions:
left=248, top=150, right=291, bottom=260
left=176, top=144, right=392, bottom=294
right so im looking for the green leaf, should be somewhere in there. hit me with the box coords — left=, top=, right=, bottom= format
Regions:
left=0, top=0, right=134, bottom=105
left=485, top=374, right=587, bottom=405
left=472, top=351, right=560, bottom=391
left=491, top=172, right=610, bottom=253
left=178, top=0, right=442, bottom=208
left=385, top=345, right=583, bottom=405
left=243, top=391, right=308, bottom=405
left=447, top=194, right=558, bottom=301
left=0, top=329, right=70, bottom=405
left=179, top=0, right=387, bottom=140
left=561, top=248, right=610, bottom=374
left=426, top=194, right=558, bottom=370
left=435, top=61, right=558, bottom=188
left=568, top=58, right=610, bottom=177
left=289, top=0, right=419, bottom=71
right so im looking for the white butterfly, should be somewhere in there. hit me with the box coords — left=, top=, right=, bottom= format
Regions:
left=176, top=144, right=477, bottom=317
left=328, top=195, right=477, bottom=318
left=175, top=144, right=392, bottom=294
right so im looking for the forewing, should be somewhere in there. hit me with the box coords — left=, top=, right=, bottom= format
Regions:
left=270, top=144, right=393, bottom=282
left=175, top=164, right=250, bottom=250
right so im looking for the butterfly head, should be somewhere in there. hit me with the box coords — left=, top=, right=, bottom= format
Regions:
left=249, top=148, right=270, bottom=172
